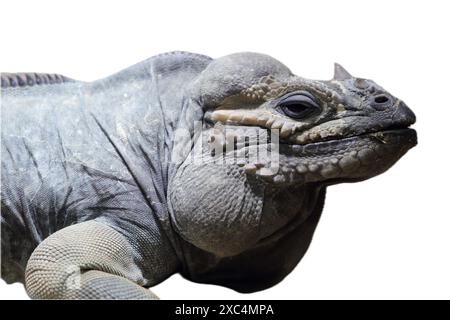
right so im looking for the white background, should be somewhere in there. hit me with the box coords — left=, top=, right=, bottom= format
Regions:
left=1, top=0, right=449, bottom=300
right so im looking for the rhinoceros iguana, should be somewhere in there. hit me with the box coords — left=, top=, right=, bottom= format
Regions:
left=0, top=51, right=416, bottom=299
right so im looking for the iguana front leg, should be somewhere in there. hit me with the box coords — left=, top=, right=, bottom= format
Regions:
left=25, top=221, right=158, bottom=299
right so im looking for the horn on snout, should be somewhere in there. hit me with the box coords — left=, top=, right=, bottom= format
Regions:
left=333, top=63, right=353, bottom=80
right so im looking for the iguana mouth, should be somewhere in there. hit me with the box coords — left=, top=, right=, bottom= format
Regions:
left=204, top=115, right=416, bottom=150
left=203, top=118, right=416, bottom=186
left=276, top=127, right=417, bottom=160
left=299, top=126, right=417, bottom=147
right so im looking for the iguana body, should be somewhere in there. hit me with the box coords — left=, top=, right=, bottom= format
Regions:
left=0, top=51, right=416, bottom=299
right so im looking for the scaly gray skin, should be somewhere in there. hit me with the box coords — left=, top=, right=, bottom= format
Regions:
left=0, top=51, right=416, bottom=299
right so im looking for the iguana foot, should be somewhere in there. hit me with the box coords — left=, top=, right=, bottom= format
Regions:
left=25, top=221, right=157, bottom=299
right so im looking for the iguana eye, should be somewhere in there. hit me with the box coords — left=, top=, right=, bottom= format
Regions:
left=278, top=91, right=320, bottom=119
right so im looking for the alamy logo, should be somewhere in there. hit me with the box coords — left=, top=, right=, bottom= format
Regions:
left=171, top=121, right=280, bottom=171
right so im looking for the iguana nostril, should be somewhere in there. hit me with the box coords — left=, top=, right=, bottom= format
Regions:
left=371, top=94, right=391, bottom=110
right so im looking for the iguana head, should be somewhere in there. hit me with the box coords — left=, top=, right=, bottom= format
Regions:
left=169, top=52, right=416, bottom=257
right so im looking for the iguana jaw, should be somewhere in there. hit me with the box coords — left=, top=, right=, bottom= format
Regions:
left=203, top=109, right=416, bottom=185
